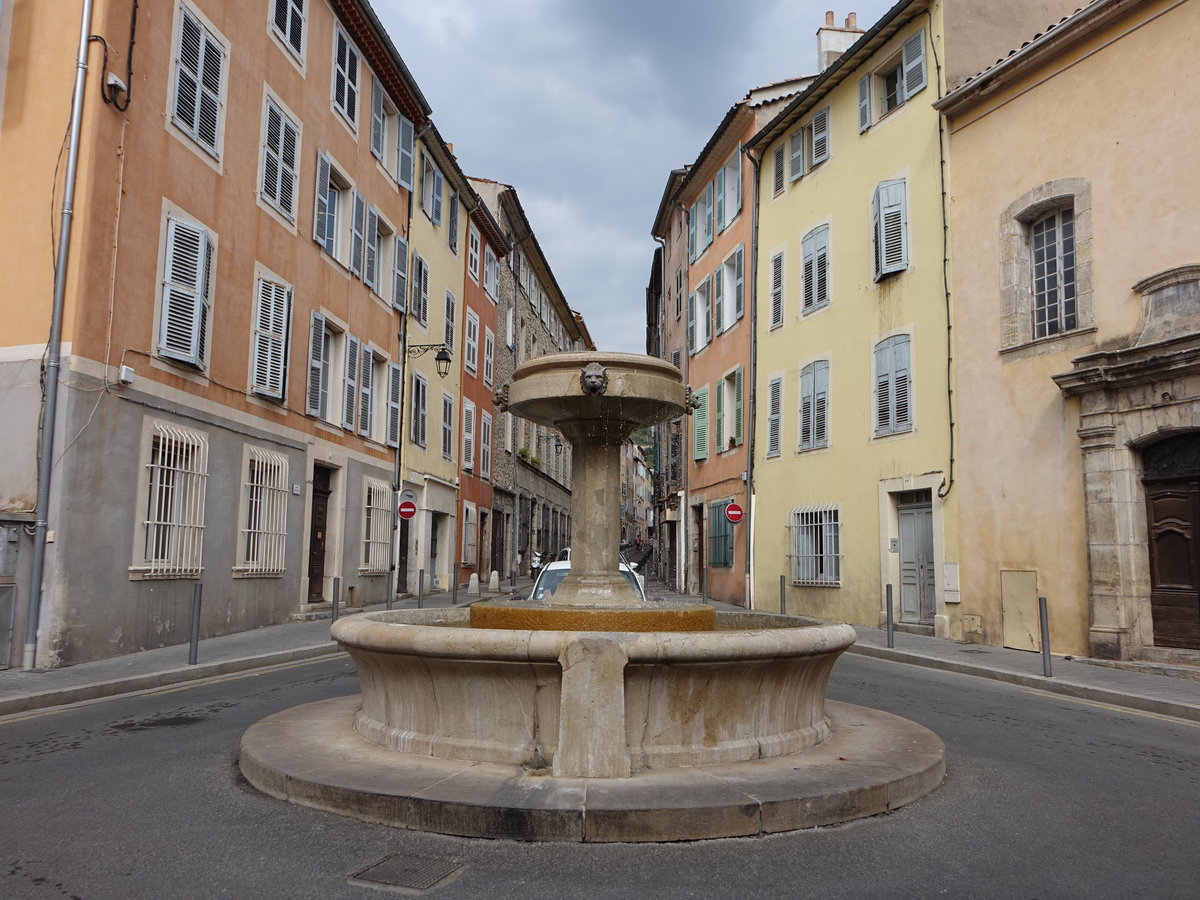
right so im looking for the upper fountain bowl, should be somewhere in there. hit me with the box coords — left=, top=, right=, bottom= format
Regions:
left=503, top=352, right=687, bottom=438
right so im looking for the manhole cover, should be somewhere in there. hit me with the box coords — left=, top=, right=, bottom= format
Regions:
left=351, top=853, right=462, bottom=892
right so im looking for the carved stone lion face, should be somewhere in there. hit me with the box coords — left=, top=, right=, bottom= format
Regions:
left=580, top=362, right=608, bottom=396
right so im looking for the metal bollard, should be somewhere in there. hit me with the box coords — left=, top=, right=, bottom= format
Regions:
left=452, top=564, right=459, bottom=606
left=886, top=584, right=895, bottom=649
left=418, top=568, right=425, bottom=608
left=332, top=577, right=341, bottom=623
left=188, top=583, right=202, bottom=665
left=1039, top=596, right=1053, bottom=677
left=779, top=574, right=786, bottom=615
left=386, top=567, right=394, bottom=611
left=510, top=569, right=516, bottom=589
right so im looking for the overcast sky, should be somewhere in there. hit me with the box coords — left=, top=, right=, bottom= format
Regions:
left=374, top=0, right=896, bottom=354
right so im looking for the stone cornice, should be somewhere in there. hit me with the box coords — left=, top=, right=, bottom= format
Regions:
left=1054, top=335, right=1200, bottom=397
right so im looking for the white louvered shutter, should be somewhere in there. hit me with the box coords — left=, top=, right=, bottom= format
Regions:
left=715, top=166, right=725, bottom=232
left=432, top=171, right=444, bottom=225
left=252, top=278, right=290, bottom=399
left=734, top=148, right=743, bottom=215
left=393, top=235, right=408, bottom=310
left=386, top=362, right=401, bottom=447
left=174, top=10, right=223, bottom=155
left=358, top=349, right=373, bottom=437
left=687, top=293, right=696, bottom=354
left=463, top=401, right=475, bottom=470
left=713, top=266, right=724, bottom=336
left=159, top=217, right=210, bottom=366
left=815, top=227, right=830, bottom=307
left=370, top=75, right=384, bottom=160
left=364, top=206, right=380, bottom=291
left=802, top=232, right=816, bottom=312
left=350, top=191, right=366, bottom=276
left=306, top=311, right=325, bottom=416
left=398, top=116, right=415, bottom=189
left=342, top=336, right=359, bottom=431
left=814, top=360, right=829, bottom=447
left=893, top=339, right=911, bottom=431
left=714, top=378, right=725, bottom=449
left=902, top=30, right=927, bottom=99
left=704, top=182, right=714, bottom=245
left=313, top=152, right=330, bottom=246
left=770, top=252, right=784, bottom=328
left=767, top=379, right=781, bottom=457
left=772, top=145, right=785, bottom=194
left=876, top=180, right=908, bottom=277
left=800, top=364, right=814, bottom=449
left=789, top=129, right=804, bottom=181
left=858, top=75, right=871, bottom=132
left=687, top=204, right=697, bottom=261
left=811, top=107, right=830, bottom=164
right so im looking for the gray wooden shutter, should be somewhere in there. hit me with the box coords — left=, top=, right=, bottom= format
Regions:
left=734, top=147, right=743, bottom=214
left=704, top=182, right=714, bottom=245
left=715, top=166, right=725, bottom=232
left=411, top=372, right=427, bottom=445
left=174, top=10, right=223, bottom=154
left=714, top=376, right=725, bottom=449
left=313, top=152, right=330, bottom=246
left=802, top=231, right=816, bottom=312
left=159, top=216, right=208, bottom=366
left=448, top=192, right=459, bottom=252
left=398, top=115, right=415, bottom=189
left=877, top=180, right=908, bottom=276
left=463, top=402, right=475, bottom=470
left=252, top=277, right=290, bottom=399
left=358, top=347, right=373, bottom=437
left=370, top=75, right=384, bottom=160
left=417, top=254, right=429, bottom=324
left=858, top=74, right=871, bottom=132
left=392, top=235, right=408, bottom=310
left=770, top=252, right=784, bottom=327
left=799, top=363, right=814, bottom=449
left=386, top=362, right=401, bottom=448
left=893, top=337, right=911, bottom=431
left=350, top=191, right=366, bottom=276
left=872, top=185, right=882, bottom=279
left=789, top=129, right=804, bottom=181
left=431, top=171, right=444, bottom=225
left=306, top=311, right=325, bottom=416
left=902, top=30, right=927, bottom=99
left=687, top=292, right=696, bottom=353
left=734, top=245, right=745, bottom=320
left=810, top=107, right=830, bottom=164
left=814, top=360, right=829, bottom=447
left=687, top=204, right=696, bottom=260
left=713, top=265, right=724, bottom=336
left=815, top=226, right=829, bottom=307
left=772, top=145, right=785, bottom=194
left=734, top=365, right=744, bottom=445
left=343, top=335, right=359, bottom=431
left=875, top=337, right=911, bottom=435
left=767, top=379, right=781, bottom=456
left=364, top=206, right=379, bottom=291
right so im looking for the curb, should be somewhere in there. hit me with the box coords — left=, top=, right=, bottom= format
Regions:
left=846, top=643, right=1200, bottom=724
left=0, top=642, right=345, bottom=718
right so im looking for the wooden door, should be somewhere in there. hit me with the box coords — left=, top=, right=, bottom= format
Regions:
left=307, top=466, right=332, bottom=601
left=1146, top=479, right=1200, bottom=649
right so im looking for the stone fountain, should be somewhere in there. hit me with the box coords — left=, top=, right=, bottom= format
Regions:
left=239, top=352, right=943, bottom=842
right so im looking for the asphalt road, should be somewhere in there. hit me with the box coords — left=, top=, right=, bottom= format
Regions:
left=2, top=653, right=1197, bottom=899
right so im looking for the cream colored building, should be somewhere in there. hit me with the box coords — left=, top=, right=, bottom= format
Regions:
left=745, top=0, right=1078, bottom=636
left=939, top=0, right=1200, bottom=660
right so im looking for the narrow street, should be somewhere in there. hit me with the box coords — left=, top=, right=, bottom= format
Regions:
left=2, top=652, right=1196, bottom=899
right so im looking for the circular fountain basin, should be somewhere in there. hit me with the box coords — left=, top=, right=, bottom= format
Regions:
left=469, top=597, right=717, bottom=631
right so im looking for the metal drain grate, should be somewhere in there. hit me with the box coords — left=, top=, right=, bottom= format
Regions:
left=351, top=853, right=462, bottom=892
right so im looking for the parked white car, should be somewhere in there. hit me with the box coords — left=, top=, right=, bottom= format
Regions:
left=529, top=557, right=647, bottom=603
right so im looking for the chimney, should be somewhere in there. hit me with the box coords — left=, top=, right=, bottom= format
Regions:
left=816, top=10, right=866, bottom=73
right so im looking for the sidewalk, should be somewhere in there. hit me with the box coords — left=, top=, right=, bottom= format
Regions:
left=2, top=576, right=1199, bottom=724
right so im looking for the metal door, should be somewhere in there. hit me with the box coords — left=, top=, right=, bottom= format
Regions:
left=898, top=498, right=935, bottom=625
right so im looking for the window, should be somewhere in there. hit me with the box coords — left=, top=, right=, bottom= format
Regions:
left=305, top=312, right=334, bottom=420
left=798, top=360, right=829, bottom=450
left=141, top=422, right=208, bottom=577
left=480, top=412, right=492, bottom=480
left=874, top=334, right=912, bottom=436
left=260, top=98, right=299, bottom=220
left=362, top=205, right=381, bottom=290
left=444, top=291, right=457, bottom=352
left=716, top=148, right=741, bottom=232
left=158, top=214, right=214, bottom=370
left=313, top=151, right=352, bottom=261
left=421, top=153, right=444, bottom=224
left=698, top=277, right=712, bottom=348
left=483, top=328, right=495, bottom=386
left=172, top=5, right=226, bottom=158
left=357, top=347, right=382, bottom=439
left=462, top=398, right=476, bottom=471
left=468, top=224, right=481, bottom=283
left=789, top=128, right=804, bottom=181
left=710, top=501, right=734, bottom=568
left=397, top=116, right=415, bottom=190
left=789, top=506, right=841, bottom=585
left=410, top=371, right=428, bottom=446
left=237, top=446, right=287, bottom=575
left=688, top=190, right=714, bottom=260
left=461, top=501, right=477, bottom=566
left=769, top=251, right=784, bottom=329
left=1032, top=208, right=1077, bottom=339
left=362, top=478, right=391, bottom=574
left=714, top=366, right=744, bottom=452
left=483, top=246, right=499, bottom=300
left=772, top=144, right=786, bottom=196
left=251, top=275, right=291, bottom=400
left=464, top=309, right=479, bottom=375
left=411, top=251, right=429, bottom=326
left=703, top=182, right=715, bottom=247
left=714, top=246, right=745, bottom=334
left=439, top=392, right=455, bottom=459
left=872, top=179, right=908, bottom=280
left=802, top=225, right=830, bottom=313
left=385, top=362, right=402, bottom=448
left=506, top=307, right=515, bottom=348
left=692, top=385, right=709, bottom=461
left=271, top=0, right=304, bottom=59
left=766, top=377, right=782, bottom=458
left=332, top=25, right=359, bottom=127
left=810, top=107, right=830, bottom=165
left=447, top=192, right=460, bottom=253
left=871, top=30, right=926, bottom=124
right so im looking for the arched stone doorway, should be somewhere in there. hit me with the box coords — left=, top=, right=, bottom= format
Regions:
left=1143, top=433, right=1200, bottom=649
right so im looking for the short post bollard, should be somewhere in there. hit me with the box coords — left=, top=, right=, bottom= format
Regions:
left=1039, top=596, right=1053, bottom=677
left=886, top=584, right=895, bottom=649
left=386, top=567, right=394, bottom=611
left=418, top=568, right=425, bottom=609
left=452, top=564, right=459, bottom=606
left=332, top=577, right=341, bottom=623
left=188, top=583, right=202, bottom=665
left=510, top=569, right=516, bottom=589
left=779, top=574, right=786, bottom=615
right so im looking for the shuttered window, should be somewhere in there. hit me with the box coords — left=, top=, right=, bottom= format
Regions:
left=305, top=311, right=327, bottom=417
left=261, top=99, right=299, bottom=220
left=251, top=276, right=291, bottom=399
left=392, top=235, right=408, bottom=311
left=873, top=179, right=908, bottom=279
left=799, top=360, right=830, bottom=451
left=447, top=192, right=460, bottom=252
left=692, top=386, right=709, bottom=461
left=769, top=251, right=784, bottom=329
left=441, top=393, right=454, bottom=459
left=772, top=145, right=786, bottom=196
left=483, top=328, right=495, bottom=386
left=789, top=128, right=805, bottom=181
left=483, top=247, right=499, bottom=299
left=445, top=291, right=457, bottom=355
left=370, top=75, right=385, bottom=159
left=465, top=308, right=479, bottom=375
left=716, top=148, right=741, bottom=232
left=462, top=399, right=476, bottom=471
left=902, top=30, right=927, bottom=99
left=766, top=378, right=782, bottom=458
left=480, top=412, right=493, bottom=480
left=173, top=7, right=225, bottom=157
left=858, top=74, right=871, bottom=131
left=710, top=501, right=734, bottom=568
left=874, top=334, right=912, bottom=436
left=386, top=363, right=402, bottom=448
left=412, top=251, right=429, bottom=326
left=357, top=348, right=374, bottom=438
left=342, top=335, right=359, bottom=431
left=271, top=0, right=304, bottom=58
left=158, top=215, right=213, bottom=369
left=810, top=107, right=830, bottom=165
left=332, top=25, right=359, bottom=127
left=703, top=182, right=715, bottom=246
left=349, top=191, right=366, bottom=277
left=802, top=225, right=830, bottom=313
left=397, top=115, right=415, bottom=190
left=410, top=371, right=428, bottom=446
left=468, top=225, right=481, bottom=283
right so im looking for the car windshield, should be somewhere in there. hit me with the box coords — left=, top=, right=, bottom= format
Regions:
left=532, top=568, right=642, bottom=603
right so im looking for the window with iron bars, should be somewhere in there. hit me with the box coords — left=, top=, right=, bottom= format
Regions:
left=787, top=505, right=841, bottom=586
left=237, top=446, right=288, bottom=575
left=361, top=478, right=392, bottom=573
left=141, top=422, right=209, bottom=577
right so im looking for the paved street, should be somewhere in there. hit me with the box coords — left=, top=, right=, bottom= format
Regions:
left=3, top=651, right=1197, bottom=899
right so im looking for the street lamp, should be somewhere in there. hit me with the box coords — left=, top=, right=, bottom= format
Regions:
left=408, top=343, right=453, bottom=378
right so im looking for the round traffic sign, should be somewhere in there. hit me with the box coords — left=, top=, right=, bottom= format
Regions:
left=725, top=503, right=744, bottom=524
left=398, top=500, right=418, bottom=520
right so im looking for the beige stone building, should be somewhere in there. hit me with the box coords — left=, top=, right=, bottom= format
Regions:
left=939, top=0, right=1200, bottom=660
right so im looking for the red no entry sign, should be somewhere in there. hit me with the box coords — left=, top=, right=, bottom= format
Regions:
left=725, top=503, right=744, bottom=524
left=398, top=500, right=418, bottom=520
